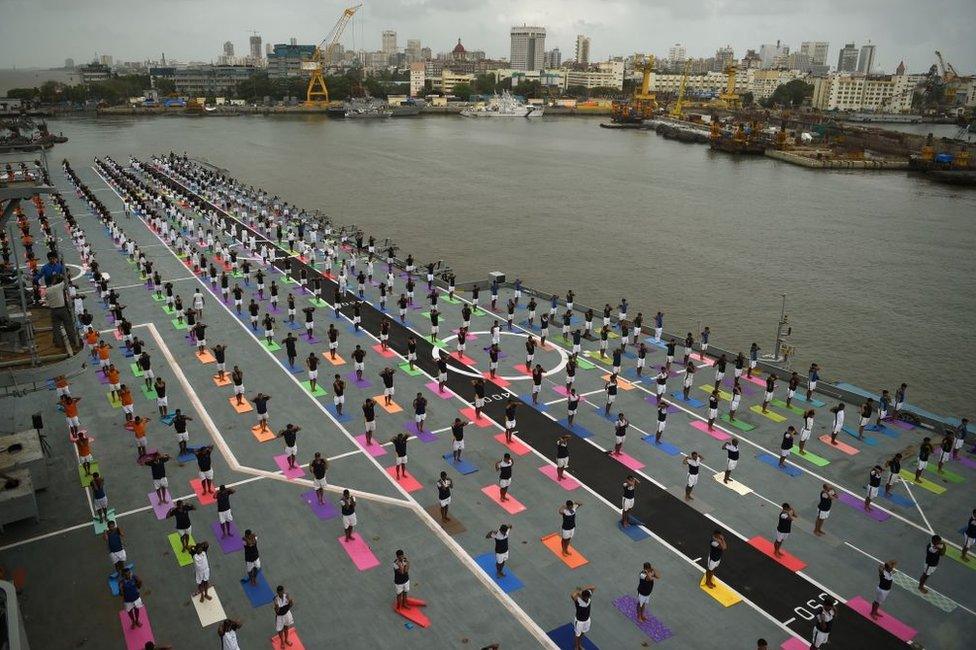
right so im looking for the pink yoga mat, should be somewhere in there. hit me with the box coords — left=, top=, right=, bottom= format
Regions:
left=118, top=608, right=154, bottom=650
left=539, top=465, right=580, bottom=490
left=274, top=454, right=305, bottom=479
left=609, top=451, right=645, bottom=471
left=552, top=386, right=570, bottom=396
left=385, top=466, right=423, bottom=492
left=846, top=596, right=917, bottom=641
left=425, top=381, right=454, bottom=399
left=493, top=433, right=530, bottom=455
left=741, top=375, right=766, bottom=388
left=780, top=638, right=807, bottom=650
left=481, top=485, right=527, bottom=514
left=338, top=535, right=380, bottom=570
left=690, top=420, right=731, bottom=441
left=354, top=434, right=387, bottom=457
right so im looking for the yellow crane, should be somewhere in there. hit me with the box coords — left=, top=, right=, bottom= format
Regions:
left=304, top=3, right=361, bottom=106
left=633, top=54, right=658, bottom=117
left=669, top=60, right=692, bottom=119
left=717, top=65, right=741, bottom=109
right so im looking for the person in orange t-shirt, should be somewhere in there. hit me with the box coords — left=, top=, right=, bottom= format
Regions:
left=105, top=364, right=121, bottom=399
left=96, top=340, right=113, bottom=373
left=119, top=384, right=135, bottom=421
left=132, top=416, right=150, bottom=457
left=61, top=394, right=82, bottom=436
left=85, top=328, right=99, bottom=358
left=54, top=374, right=71, bottom=397
left=74, top=430, right=94, bottom=476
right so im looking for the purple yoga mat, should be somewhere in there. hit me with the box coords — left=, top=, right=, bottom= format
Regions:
left=889, top=419, right=915, bottom=431
left=300, top=490, right=339, bottom=520
left=837, top=492, right=892, bottom=521
left=97, top=372, right=110, bottom=385
left=956, top=456, right=976, bottom=470
left=211, top=521, right=244, bottom=553
left=147, top=492, right=172, bottom=520
left=611, top=595, right=674, bottom=642
left=404, top=421, right=438, bottom=443
left=346, top=373, right=372, bottom=389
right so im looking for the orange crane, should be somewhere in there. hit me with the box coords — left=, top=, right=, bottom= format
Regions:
left=304, top=4, right=361, bottom=106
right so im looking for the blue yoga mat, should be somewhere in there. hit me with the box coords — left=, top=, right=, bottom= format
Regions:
left=841, top=427, right=877, bottom=446
left=865, top=423, right=898, bottom=438
left=881, top=491, right=913, bottom=508
left=558, top=419, right=594, bottom=439
left=592, top=407, right=618, bottom=421
left=757, top=453, right=802, bottom=477
left=474, top=553, right=524, bottom=594
left=346, top=326, right=365, bottom=337
left=325, top=404, right=352, bottom=422
left=177, top=445, right=202, bottom=463
left=548, top=623, right=599, bottom=649
left=641, top=436, right=681, bottom=457
left=670, top=393, right=704, bottom=408
left=240, top=570, right=275, bottom=607
left=160, top=413, right=176, bottom=426
left=108, top=563, right=135, bottom=596
left=794, top=395, right=826, bottom=407
left=618, top=518, right=650, bottom=541
left=443, top=454, right=479, bottom=475
left=519, top=394, right=548, bottom=412
left=644, top=338, right=667, bottom=349
left=621, top=368, right=650, bottom=381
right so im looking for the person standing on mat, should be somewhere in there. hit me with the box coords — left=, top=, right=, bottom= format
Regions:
left=105, top=519, right=126, bottom=569
left=829, top=403, right=845, bottom=445
left=172, top=410, right=193, bottom=456
left=810, top=596, right=835, bottom=649
left=682, top=362, right=695, bottom=401
left=504, top=399, right=518, bottom=443
left=604, top=373, right=618, bottom=415
left=636, top=563, right=660, bottom=623
left=195, top=445, right=216, bottom=495
left=665, top=339, right=676, bottom=368
left=304, top=352, right=320, bottom=392
left=436, top=351, right=449, bottom=393
left=813, top=484, right=837, bottom=536
left=147, top=451, right=171, bottom=505
left=878, top=390, right=891, bottom=426
left=281, top=332, right=298, bottom=368
left=871, top=559, right=896, bottom=619
left=609, top=412, right=629, bottom=456
left=472, top=377, right=486, bottom=419
left=953, top=418, right=969, bottom=459
left=915, top=437, right=933, bottom=482
left=682, top=332, right=694, bottom=366
left=252, top=392, right=271, bottom=431
left=392, top=432, right=409, bottom=479
left=531, top=364, right=544, bottom=405
left=191, top=542, right=212, bottom=603
left=436, top=472, right=453, bottom=522
left=883, top=453, right=902, bottom=496
left=864, top=465, right=884, bottom=511
left=327, top=324, right=340, bottom=360
left=722, top=439, right=739, bottom=483
left=857, top=399, right=874, bottom=440
left=635, top=341, right=647, bottom=377
left=655, top=401, right=668, bottom=443
left=778, top=427, right=795, bottom=467
left=352, top=345, right=366, bottom=381
left=380, top=367, right=396, bottom=406
left=218, top=619, right=243, bottom=649
left=762, top=375, right=776, bottom=414
left=960, top=509, right=976, bottom=561
left=451, top=418, right=469, bottom=462
left=654, top=366, right=668, bottom=403
left=571, top=585, right=596, bottom=650
left=231, top=366, right=245, bottom=405
left=429, top=307, right=439, bottom=342
left=277, top=424, right=301, bottom=471
left=559, top=500, right=582, bottom=556
left=362, top=398, right=377, bottom=446
left=683, top=451, right=701, bottom=500
left=120, top=568, right=144, bottom=629
left=773, top=503, right=797, bottom=557
left=337, top=489, right=358, bottom=541
left=132, top=417, right=149, bottom=460
left=806, top=363, right=820, bottom=402
left=621, top=475, right=640, bottom=527
left=707, top=389, right=720, bottom=430
left=555, top=434, right=571, bottom=480
left=786, top=371, right=800, bottom=409
left=611, top=346, right=622, bottom=376
left=713, top=354, right=726, bottom=390
left=893, top=383, right=907, bottom=419
left=797, top=409, right=814, bottom=454
left=704, top=530, right=726, bottom=588
left=166, top=499, right=196, bottom=553
left=567, top=388, right=580, bottom=426
left=273, top=585, right=295, bottom=648
left=495, top=453, right=514, bottom=501
left=215, top=485, right=235, bottom=537
left=413, top=393, right=428, bottom=431
left=308, top=452, right=329, bottom=504
left=918, top=534, right=946, bottom=594
left=393, top=550, right=412, bottom=610
left=937, top=433, right=954, bottom=474
left=747, top=342, right=759, bottom=378
left=407, top=335, right=418, bottom=371
left=332, top=375, right=345, bottom=416
left=487, top=524, right=511, bottom=577
left=262, top=313, right=276, bottom=346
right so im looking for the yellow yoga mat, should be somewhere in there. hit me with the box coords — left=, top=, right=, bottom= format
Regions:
left=749, top=405, right=787, bottom=423
left=168, top=532, right=197, bottom=567
left=699, top=576, right=742, bottom=607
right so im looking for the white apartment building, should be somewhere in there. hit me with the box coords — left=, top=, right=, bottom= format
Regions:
left=646, top=68, right=806, bottom=101
left=565, top=60, right=625, bottom=90
left=810, top=73, right=920, bottom=112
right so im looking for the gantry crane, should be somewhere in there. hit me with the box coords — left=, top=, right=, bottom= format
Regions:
left=304, top=4, right=361, bottom=106
left=633, top=54, right=658, bottom=117
left=717, top=65, right=741, bottom=109
left=669, top=60, right=692, bottom=119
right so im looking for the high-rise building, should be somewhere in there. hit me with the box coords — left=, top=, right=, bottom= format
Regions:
left=64, top=58, right=75, bottom=69
left=250, top=35, right=263, bottom=60
left=99, top=54, right=113, bottom=67
left=510, top=25, right=546, bottom=71
left=713, top=45, right=734, bottom=71
left=223, top=41, right=235, bottom=57
left=544, top=48, right=562, bottom=68
left=837, top=43, right=858, bottom=72
left=668, top=43, right=686, bottom=66
left=382, top=30, right=397, bottom=55
left=799, top=41, right=829, bottom=66
left=857, top=42, right=876, bottom=74
left=759, top=41, right=789, bottom=68
left=289, top=37, right=297, bottom=46
left=575, top=35, right=591, bottom=66
left=406, top=39, right=422, bottom=61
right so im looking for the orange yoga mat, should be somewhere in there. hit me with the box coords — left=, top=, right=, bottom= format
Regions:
left=212, top=374, right=231, bottom=387
left=322, top=353, right=346, bottom=366
left=196, top=350, right=216, bottom=364
left=373, top=397, right=403, bottom=414
left=540, top=533, right=588, bottom=568
left=251, top=424, right=275, bottom=443
left=229, top=397, right=253, bottom=413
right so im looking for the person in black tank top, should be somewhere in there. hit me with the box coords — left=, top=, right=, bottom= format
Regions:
left=636, top=562, right=661, bottom=622
left=570, top=585, right=596, bottom=647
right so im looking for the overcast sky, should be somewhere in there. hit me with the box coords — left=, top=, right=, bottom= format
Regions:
left=1, top=0, right=973, bottom=74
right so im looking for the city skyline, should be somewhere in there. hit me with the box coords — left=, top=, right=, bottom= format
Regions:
left=1, top=0, right=973, bottom=74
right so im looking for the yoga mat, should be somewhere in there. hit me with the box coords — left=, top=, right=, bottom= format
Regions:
left=354, top=434, right=387, bottom=457
left=880, top=491, right=913, bottom=508
left=371, top=343, right=396, bottom=358
left=641, top=437, right=682, bottom=456
left=956, top=456, right=976, bottom=471
left=195, top=350, right=216, bottom=364
left=229, top=397, right=253, bottom=413
left=842, top=427, right=877, bottom=445
left=487, top=373, right=511, bottom=388
left=547, top=623, right=599, bottom=650
left=749, top=405, right=787, bottom=423
left=271, top=631, right=306, bottom=650
left=392, top=601, right=430, bottom=628
left=552, top=385, right=571, bottom=396
left=609, top=451, right=645, bottom=471
left=79, top=463, right=99, bottom=487
left=740, top=374, right=766, bottom=388
left=611, top=595, right=675, bottom=642
left=671, top=393, right=704, bottom=408
left=167, top=532, right=196, bottom=566
left=748, top=536, right=807, bottom=571
left=147, top=492, right=172, bottom=520
left=837, top=492, right=893, bottom=521
left=541, top=533, right=588, bottom=568
left=945, top=544, right=976, bottom=570
left=890, top=419, right=915, bottom=431
left=699, top=385, right=732, bottom=401
left=846, top=596, right=917, bottom=642
left=713, top=472, right=752, bottom=495
left=699, top=576, right=742, bottom=607
left=301, top=380, right=327, bottom=397
left=118, top=609, right=155, bottom=650
left=325, top=404, right=352, bottom=422
left=690, top=420, right=731, bottom=441
left=493, top=433, right=531, bottom=455
left=398, top=362, right=424, bottom=376
left=757, top=453, right=802, bottom=477
left=722, top=377, right=757, bottom=395
left=519, top=394, right=548, bottom=412
left=911, top=463, right=965, bottom=484
left=385, top=466, right=423, bottom=492
left=92, top=510, right=117, bottom=535
left=251, top=424, right=275, bottom=443
left=191, top=588, right=226, bottom=627
left=160, top=413, right=177, bottom=426
left=240, top=570, right=275, bottom=607
left=212, top=374, right=232, bottom=386
left=818, top=435, right=860, bottom=455
left=274, top=454, right=305, bottom=479
left=190, top=478, right=216, bottom=505
left=781, top=637, right=808, bottom=650
left=140, top=386, right=157, bottom=401
left=374, top=398, right=403, bottom=414
left=790, top=447, right=830, bottom=467
left=337, top=534, right=380, bottom=570
left=261, top=340, right=281, bottom=352
left=897, top=470, right=947, bottom=494
left=108, top=564, right=134, bottom=596
left=130, top=362, right=144, bottom=377
left=576, top=358, right=596, bottom=370
left=107, top=393, right=122, bottom=408
left=404, top=421, right=438, bottom=443
left=719, top=414, right=756, bottom=432
left=592, top=407, right=618, bottom=421
left=96, top=372, right=111, bottom=386
left=172, top=319, right=188, bottom=330
left=425, top=504, right=467, bottom=534
left=323, top=353, right=346, bottom=365
left=346, top=373, right=372, bottom=389
left=601, top=374, right=635, bottom=390
left=617, top=517, right=650, bottom=541
left=425, top=381, right=454, bottom=398
left=539, top=464, right=580, bottom=489
left=481, top=485, right=526, bottom=514
left=300, top=490, right=339, bottom=520
left=210, top=521, right=244, bottom=553
left=794, top=395, right=826, bottom=407
left=558, top=420, right=594, bottom=439
left=443, top=454, right=479, bottom=475
left=474, top=552, right=524, bottom=594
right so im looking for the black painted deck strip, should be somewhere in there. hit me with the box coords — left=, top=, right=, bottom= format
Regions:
left=136, top=161, right=903, bottom=649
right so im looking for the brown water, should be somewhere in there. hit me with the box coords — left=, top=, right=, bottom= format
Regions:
left=46, top=114, right=976, bottom=417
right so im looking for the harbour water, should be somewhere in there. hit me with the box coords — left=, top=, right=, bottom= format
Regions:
left=45, top=114, right=976, bottom=416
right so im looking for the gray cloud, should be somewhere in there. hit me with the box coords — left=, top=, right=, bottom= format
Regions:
left=1, top=0, right=972, bottom=74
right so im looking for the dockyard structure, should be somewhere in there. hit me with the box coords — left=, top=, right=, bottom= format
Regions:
left=266, top=43, right=318, bottom=78
left=149, top=64, right=258, bottom=97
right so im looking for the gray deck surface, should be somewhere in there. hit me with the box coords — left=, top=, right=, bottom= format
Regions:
left=1, top=158, right=973, bottom=650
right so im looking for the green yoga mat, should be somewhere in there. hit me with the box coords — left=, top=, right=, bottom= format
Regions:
left=141, top=386, right=157, bottom=401
left=130, top=363, right=144, bottom=377
left=310, top=299, right=329, bottom=308
left=749, top=405, right=786, bottom=423
left=771, top=399, right=806, bottom=415
left=162, top=305, right=175, bottom=314
left=910, top=463, right=964, bottom=484
left=151, top=294, right=166, bottom=302
left=301, top=380, right=327, bottom=397
left=171, top=319, right=188, bottom=330
left=791, top=446, right=829, bottom=467
left=720, top=414, right=755, bottom=432
left=262, top=340, right=282, bottom=352
left=945, top=545, right=976, bottom=570
left=898, top=470, right=947, bottom=494
left=167, top=532, right=196, bottom=567
left=398, top=363, right=424, bottom=377
left=576, top=358, right=596, bottom=370
left=79, top=462, right=100, bottom=487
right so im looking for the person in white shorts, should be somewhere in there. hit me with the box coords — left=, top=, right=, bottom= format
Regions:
left=962, top=508, right=976, bottom=561
left=486, top=523, right=512, bottom=577
left=340, top=490, right=357, bottom=540
left=572, top=585, right=596, bottom=645
left=683, top=451, right=701, bottom=501
left=773, top=503, right=797, bottom=557
left=918, top=534, right=946, bottom=594
left=393, top=550, right=411, bottom=610
left=636, top=564, right=660, bottom=623
left=273, top=586, right=295, bottom=647
left=871, top=560, right=896, bottom=618
left=721, top=439, right=739, bottom=483
left=559, top=500, right=582, bottom=555
left=191, top=542, right=212, bottom=603
left=813, top=484, right=837, bottom=536
left=811, top=597, right=835, bottom=649
left=704, top=530, right=726, bottom=588
left=105, top=520, right=126, bottom=565
left=620, top=475, right=639, bottom=527
left=865, top=465, right=883, bottom=511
